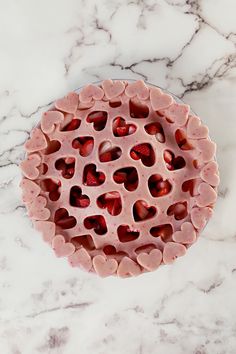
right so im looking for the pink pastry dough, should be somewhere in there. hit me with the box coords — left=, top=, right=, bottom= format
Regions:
left=20, top=80, right=219, bottom=277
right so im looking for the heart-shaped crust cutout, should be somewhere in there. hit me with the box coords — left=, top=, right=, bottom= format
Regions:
left=191, top=207, right=213, bottom=230
left=150, top=224, right=173, bottom=242
left=34, top=221, right=56, bottom=243
left=167, top=201, right=188, bottom=220
left=40, top=178, right=61, bottom=201
left=102, top=79, right=125, bottom=99
left=117, top=225, right=140, bottom=243
left=93, top=255, right=118, bottom=277
left=54, top=208, right=76, bottom=229
left=187, top=116, right=208, bottom=139
left=163, top=150, right=186, bottom=170
left=129, top=98, right=149, bottom=118
left=113, top=117, right=137, bottom=137
left=72, top=136, right=94, bottom=157
left=80, top=84, right=104, bottom=103
left=84, top=215, right=107, bottom=235
left=195, top=139, right=216, bottom=162
left=55, top=157, right=75, bottom=179
left=70, top=186, right=90, bottom=208
left=172, top=222, right=196, bottom=244
left=99, top=141, right=122, bottom=163
left=55, top=92, right=79, bottom=114
left=137, top=249, right=162, bottom=271
left=117, top=257, right=141, bottom=277
left=148, top=174, right=172, bottom=197
left=61, top=116, right=81, bottom=131
left=83, top=164, right=105, bottom=186
left=97, top=191, right=122, bottom=216
left=175, top=129, right=193, bottom=150
left=27, top=196, right=50, bottom=220
left=163, top=242, right=186, bottom=264
left=200, top=161, right=219, bottom=187
left=41, top=111, right=64, bottom=134
left=68, top=248, right=92, bottom=271
left=182, top=179, right=201, bottom=197
left=195, top=183, right=217, bottom=207
left=20, top=179, right=40, bottom=203
left=133, top=200, right=157, bottom=222
left=125, top=80, right=149, bottom=100
left=20, top=153, right=41, bottom=180
left=44, top=140, right=61, bottom=155
left=113, top=167, right=138, bottom=191
left=25, top=128, right=47, bottom=153
left=52, top=235, right=75, bottom=257
left=86, top=111, right=108, bottom=131
left=130, top=143, right=155, bottom=167
left=103, top=245, right=127, bottom=259
left=71, top=234, right=95, bottom=251
left=160, top=103, right=189, bottom=126
left=144, top=122, right=165, bottom=143
left=150, top=87, right=173, bottom=111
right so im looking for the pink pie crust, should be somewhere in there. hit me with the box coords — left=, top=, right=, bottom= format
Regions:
left=20, top=80, right=219, bottom=277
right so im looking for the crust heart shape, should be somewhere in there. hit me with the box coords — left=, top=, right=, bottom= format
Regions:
left=93, top=255, right=118, bottom=277
left=150, top=87, right=173, bottom=110
left=125, top=80, right=149, bottom=100
left=20, top=154, right=41, bottom=180
left=20, top=79, right=218, bottom=278
left=102, top=79, right=125, bottom=99
left=41, top=111, right=64, bottom=134
left=55, top=92, right=79, bottom=114
left=25, top=128, right=47, bottom=152
left=68, top=248, right=92, bottom=271
left=137, top=249, right=162, bottom=271
left=52, top=235, right=75, bottom=257
left=79, top=84, right=104, bottom=103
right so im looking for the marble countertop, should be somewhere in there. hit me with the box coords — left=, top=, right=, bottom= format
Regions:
left=0, top=0, right=236, bottom=353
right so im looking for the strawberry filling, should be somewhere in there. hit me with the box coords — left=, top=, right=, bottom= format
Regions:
left=72, top=137, right=94, bottom=157
left=86, top=111, right=107, bottom=131
left=83, top=164, right=105, bottom=186
left=54, top=208, right=76, bottom=229
left=130, top=143, right=155, bottom=167
left=148, top=174, right=172, bottom=197
left=144, top=122, right=165, bottom=143
left=84, top=215, right=107, bottom=235
left=40, top=178, right=61, bottom=201
left=113, top=117, right=137, bottom=137
left=133, top=200, right=156, bottom=221
left=182, top=179, right=196, bottom=196
left=113, top=167, right=138, bottom=191
left=44, top=140, right=61, bottom=155
left=70, top=186, right=90, bottom=208
left=117, top=225, right=140, bottom=242
left=55, top=157, right=75, bottom=179
left=150, top=224, right=173, bottom=241
left=71, top=235, right=95, bottom=250
left=163, top=150, right=186, bottom=170
left=167, top=202, right=188, bottom=220
left=129, top=98, right=149, bottom=118
left=61, top=118, right=81, bottom=131
left=99, top=141, right=122, bottom=162
left=97, top=191, right=122, bottom=216
left=175, top=129, right=193, bottom=150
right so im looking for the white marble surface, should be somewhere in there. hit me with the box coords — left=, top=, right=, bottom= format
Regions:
left=0, top=0, right=236, bottom=353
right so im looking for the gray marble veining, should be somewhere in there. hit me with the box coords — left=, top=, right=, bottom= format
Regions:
left=0, top=0, right=236, bottom=353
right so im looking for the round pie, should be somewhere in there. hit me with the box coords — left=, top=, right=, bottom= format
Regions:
left=20, top=80, right=219, bottom=277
